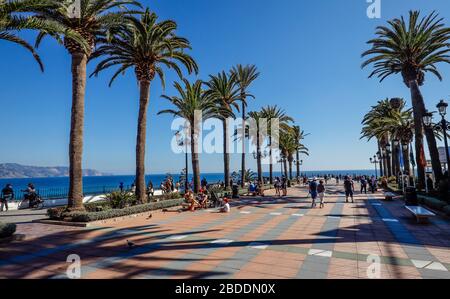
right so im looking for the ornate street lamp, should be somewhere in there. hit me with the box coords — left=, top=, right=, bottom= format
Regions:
left=423, top=100, right=450, bottom=171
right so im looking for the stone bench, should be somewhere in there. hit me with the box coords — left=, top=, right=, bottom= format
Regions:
left=405, top=205, right=435, bottom=224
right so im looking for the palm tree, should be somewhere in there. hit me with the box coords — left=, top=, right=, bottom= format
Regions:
left=0, top=0, right=82, bottom=71
left=247, top=111, right=265, bottom=183
left=279, top=130, right=296, bottom=181
left=91, top=9, right=198, bottom=202
left=260, top=105, right=293, bottom=184
left=362, top=11, right=450, bottom=188
left=381, top=107, right=414, bottom=176
left=231, top=64, right=259, bottom=188
left=361, top=99, right=400, bottom=177
left=159, top=80, right=224, bottom=193
left=31, top=0, right=140, bottom=210
left=204, top=71, right=242, bottom=190
left=292, top=125, right=309, bottom=178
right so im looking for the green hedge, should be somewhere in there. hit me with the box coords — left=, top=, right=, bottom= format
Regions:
left=0, top=222, right=16, bottom=238
left=421, top=197, right=447, bottom=211
left=48, top=198, right=184, bottom=222
left=443, top=205, right=450, bottom=217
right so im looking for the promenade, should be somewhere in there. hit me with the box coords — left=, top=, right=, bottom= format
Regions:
left=1, top=181, right=450, bottom=279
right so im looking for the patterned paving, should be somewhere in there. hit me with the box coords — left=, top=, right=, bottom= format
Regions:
left=1, top=182, right=450, bottom=279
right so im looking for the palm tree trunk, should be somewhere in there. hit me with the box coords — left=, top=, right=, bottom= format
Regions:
left=296, top=150, right=300, bottom=178
left=377, top=141, right=383, bottom=176
left=68, top=52, right=87, bottom=211
left=135, top=80, right=150, bottom=203
left=288, top=158, right=293, bottom=180
left=256, top=125, right=263, bottom=183
left=403, top=146, right=411, bottom=175
left=223, top=120, right=230, bottom=189
left=190, top=125, right=200, bottom=193
left=269, top=136, right=273, bottom=184
left=241, top=99, right=246, bottom=188
left=409, top=80, right=443, bottom=188
left=386, top=152, right=392, bottom=177
left=283, top=157, right=288, bottom=179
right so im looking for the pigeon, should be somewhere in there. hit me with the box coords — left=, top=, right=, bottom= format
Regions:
left=147, top=213, right=153, bottom=219
left=127, top=240, right=135, bottom=248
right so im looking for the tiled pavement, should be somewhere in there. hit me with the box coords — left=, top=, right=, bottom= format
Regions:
left=1, top=182, right=450, bottom=279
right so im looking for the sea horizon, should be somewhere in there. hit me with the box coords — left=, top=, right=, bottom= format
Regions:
left=0, top=169, right=377, bottom=199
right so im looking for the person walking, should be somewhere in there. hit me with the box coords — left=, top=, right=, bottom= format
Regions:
left=370, top=176, right=377, bottom=193
left=1, top=184, right=14, bottom=212
left=309, top=177, right=318, bottom=208
left=281, top=177, right=287, bottom=196
left=344, top=176, right=354, bottom=203
left=274, top=177, right=281, bottom=197
left=147, top=181, right=154, bottom=197
left=360, top=176, right=367, bottom=194
left=119, top=182, right=124, bottom=192
left=317, top=179, right=326, bottom=208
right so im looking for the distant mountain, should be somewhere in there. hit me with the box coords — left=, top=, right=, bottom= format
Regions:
left=0, top=163, right=111, bottom=179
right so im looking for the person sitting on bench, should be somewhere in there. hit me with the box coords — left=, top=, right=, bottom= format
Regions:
left=184, top=190, right=200, bottom=211
left=198, top=188, right=209, bottom=209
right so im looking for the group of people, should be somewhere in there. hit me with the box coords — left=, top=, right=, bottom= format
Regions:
left=248, top=180, right=265, bottom=196
left=274, top=177, right=288, bottom=197
left=1, top=183, right=42, bottom=212
left=308, top=178, right=326, bottom=208
left=183, top=187, right=230, bottom=213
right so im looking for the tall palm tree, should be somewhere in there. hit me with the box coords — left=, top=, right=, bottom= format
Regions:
left=362, top=10, right=450, bottom=188
left=279, top=130, right=296, bottom=181
left=381, top=107, right=414, bottom=176
left=91, top=9, right=198, bottom=202
left=247, top=110, right=265, bottom=183
left=0, top=0, right=82, bottom=71
left=292, top=125, right=309, bottom=178
left=204, top=71, right=242, bottom=190
left=159, top=80, right=224, bottom=193
left=260, top=105, right=293, bottom=184
left=361, top=99, right=401, bottom=177
left=231, top=64, right=259, bottom=188
left=32, top=0, right=140, bottom=210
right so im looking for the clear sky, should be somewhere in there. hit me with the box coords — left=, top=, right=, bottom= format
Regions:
left=1, top=0, right=450, bottom=175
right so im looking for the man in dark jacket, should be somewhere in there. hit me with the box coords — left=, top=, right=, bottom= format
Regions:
left=1, top=184, right=14, bottom=212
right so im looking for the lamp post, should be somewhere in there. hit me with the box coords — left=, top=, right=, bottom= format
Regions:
left=423, top=100, right=450, bottom=171
left=385, top=142, right=392, bottom=177
left=175, top=131, right=189, bottom=192
left=370, top=155, right=379, bottom=179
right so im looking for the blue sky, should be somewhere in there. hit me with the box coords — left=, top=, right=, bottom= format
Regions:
left=1, top=0, right=450, bottom=175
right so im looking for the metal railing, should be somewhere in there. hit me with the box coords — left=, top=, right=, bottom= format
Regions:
left=10, top=186, right=123, bottom=201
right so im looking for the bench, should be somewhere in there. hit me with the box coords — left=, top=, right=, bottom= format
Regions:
left=405, top=205, right=435, bottom=224
left=384, top=192, right=397, bottom=201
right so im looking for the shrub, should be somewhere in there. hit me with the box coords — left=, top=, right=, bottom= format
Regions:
left=103, top=191, right=137, bottom=209
left=150, top=192, right=182, bottom=201
left=67, top=198, right=184, bottom=222
left=422, top=197, right=447, bottom=211
left=0, top=222, right=16, bottom=238
left=442, top=205, right=450, bottom=217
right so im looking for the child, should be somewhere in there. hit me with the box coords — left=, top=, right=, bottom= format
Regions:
left=318, top=180, right=325, bottom=208
left=220, top=198, right=231, bottom=213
